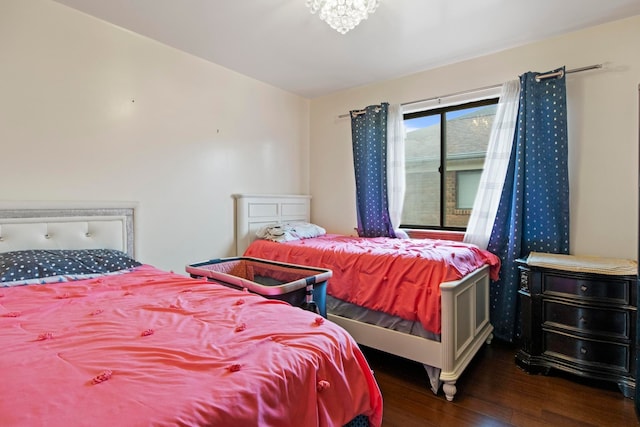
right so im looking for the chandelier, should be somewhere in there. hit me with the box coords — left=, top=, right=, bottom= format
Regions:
left=306, top=0, right=380, bottom=34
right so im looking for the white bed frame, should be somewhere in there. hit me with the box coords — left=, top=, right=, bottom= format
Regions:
left=233, top=194, right=494, bottom=401
left=0, top=201, right=135, bottom=256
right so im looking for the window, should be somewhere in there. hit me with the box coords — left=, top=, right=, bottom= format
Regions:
left=401, top=98, right=498, bottom=230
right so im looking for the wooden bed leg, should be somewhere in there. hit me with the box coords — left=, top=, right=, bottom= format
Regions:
left=443, top=381, right=457, bottom=401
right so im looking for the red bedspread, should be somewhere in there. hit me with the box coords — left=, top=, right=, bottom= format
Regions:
left=0, top=265, right=382, bottom=427
left=245, top=235, right=500, bottom=334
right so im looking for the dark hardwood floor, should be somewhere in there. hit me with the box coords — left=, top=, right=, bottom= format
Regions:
left=361, top=340, right=638, bottom=426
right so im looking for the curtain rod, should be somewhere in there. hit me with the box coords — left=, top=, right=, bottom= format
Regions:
left=339, top=63, right=603, bottom=118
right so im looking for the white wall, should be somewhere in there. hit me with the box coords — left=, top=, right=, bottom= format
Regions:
left=0, top=0, right=310, bottom=273
left=309, top=16, right=640, bottom=260
left=2, top=1, right=637, bottom=268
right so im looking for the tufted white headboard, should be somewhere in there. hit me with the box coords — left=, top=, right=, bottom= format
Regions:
left=0, top=201, right=136, bottom=257
left=233, top=194, right=311, bottom=256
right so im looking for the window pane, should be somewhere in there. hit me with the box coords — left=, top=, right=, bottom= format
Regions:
left=444, top=105, right=496, bottom=227
left=403, top=115, right=440, bottom=227
left=457, top=170, right=482, bottom=209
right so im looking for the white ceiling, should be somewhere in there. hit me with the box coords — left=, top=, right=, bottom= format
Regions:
left=52, top=0, right=640, bottom=98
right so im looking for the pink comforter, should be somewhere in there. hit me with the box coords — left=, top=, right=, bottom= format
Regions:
left=0, top=265, right=382, bottom=427
left=245, top=235, right=500, bottom=334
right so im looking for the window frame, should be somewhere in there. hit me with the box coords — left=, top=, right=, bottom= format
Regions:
left=401, top=97, right=499, bottom=231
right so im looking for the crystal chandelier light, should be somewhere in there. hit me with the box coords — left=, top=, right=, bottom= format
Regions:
left=306, top=0, right=380, bottom=34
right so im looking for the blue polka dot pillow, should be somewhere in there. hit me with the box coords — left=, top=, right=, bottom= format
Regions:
left=0, top=249, right=141, bottom=287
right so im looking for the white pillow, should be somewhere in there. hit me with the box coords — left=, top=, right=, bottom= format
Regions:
left=256, top=222, right=326, bottom=243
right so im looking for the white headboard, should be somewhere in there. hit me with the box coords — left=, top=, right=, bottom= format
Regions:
left=0, top=201, right=136, bottom=257
left=233, top=194, right=311, bottom=256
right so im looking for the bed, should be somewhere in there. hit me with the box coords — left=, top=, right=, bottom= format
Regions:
left=233, top=194, right=500, bottom=401
left=0, top=201, right=383, bottom=427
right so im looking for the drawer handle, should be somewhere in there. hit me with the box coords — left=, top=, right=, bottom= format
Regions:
left=580, top=347, right=587, bottom=355
left=580, top=285, right=588, bottom=292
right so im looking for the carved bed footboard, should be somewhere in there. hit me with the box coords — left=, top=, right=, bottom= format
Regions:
left=439, top=264, right=493, bottom=400
left=329, top=264, right=492, bottom=401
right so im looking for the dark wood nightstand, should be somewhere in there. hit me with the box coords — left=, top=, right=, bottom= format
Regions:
left=516, top=252, right=637, bottom=398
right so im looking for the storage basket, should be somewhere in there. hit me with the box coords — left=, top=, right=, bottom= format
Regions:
left=186, top=257, right=331, bottom=317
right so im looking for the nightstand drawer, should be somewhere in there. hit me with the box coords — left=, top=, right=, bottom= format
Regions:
left=543, top=300, right=630, bottom=339
left=543, top=273, right=630, bottom=304
left=543, top=331, right=631, bottom=374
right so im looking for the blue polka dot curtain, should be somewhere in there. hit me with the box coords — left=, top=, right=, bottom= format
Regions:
left=351, top=103, right=396, bottom=238
left=487, top=68, right=570, bottom=342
